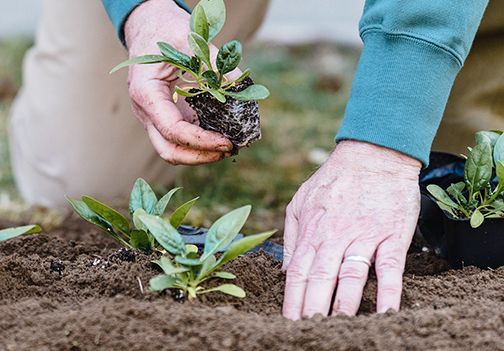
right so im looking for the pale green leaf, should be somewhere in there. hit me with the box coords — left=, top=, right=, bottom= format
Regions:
left=129, top=178, right=158, bottom=215
left=208, top=89, right=226, bottom=103
left=197, top=0, right=226, bottom=41
left=153, top=256, right=189, bottom=275
left=470, top=208, right=485, bottom=228
left=188, top=32, right=212, bottom=69
left=149, top=274, right=179, bottom=292
left=201, top=205, right=251, bottom=261
left=138, top=213, right=186, bottom=255
left=190, top=5, right=209, bottom=41
left=216, top=40, right=242, bottom=75
left=170, top=197, right=199, bottom=228
left=213, top=271, right=236, bottom=279
left=225, top=84, right=270, bottom=101
left=110, top=55, right=168, bottom=74
left=0, top=225, right=42, bottom=242
left=201, top=284, right=245, bottom=298
left=426, top=184, right=459, bottom=208
left=153, top=187, right=181, bottom=216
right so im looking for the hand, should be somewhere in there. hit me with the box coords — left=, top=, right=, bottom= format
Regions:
left=124, top=0, right=234, bottom=165
left=282, top=140, right=421, bottom=319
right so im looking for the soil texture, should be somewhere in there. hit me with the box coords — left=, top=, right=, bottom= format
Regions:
left=1, top=218, right=503, bottom=350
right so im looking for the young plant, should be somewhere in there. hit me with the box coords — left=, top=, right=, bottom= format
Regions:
left=111, top=0, right=268, bottom=148
left=139, top=205, right=276, bottom=299
left=428, top=130, right=504, bottom=228
left=67, top=178, right=197, bottom=253
left=0, top=225, right=41, bottom=242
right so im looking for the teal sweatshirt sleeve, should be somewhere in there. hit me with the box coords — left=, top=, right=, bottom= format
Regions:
left=335, top=0, right=489, bottom=165
left=101, top=0, right=190, bottom=45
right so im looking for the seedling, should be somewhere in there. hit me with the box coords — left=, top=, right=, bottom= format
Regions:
left=140, top=205, right=276, bottom=299
left=428, top=130, right=504, bottom=228
left=67, top=178, right=197, bottom=253
left=0, top=225, right=41, bottom=242
left=111, top=0, right=269, bottom=148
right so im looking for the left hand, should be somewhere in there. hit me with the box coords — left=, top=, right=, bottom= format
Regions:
left=282, top=140, right=421, bottom=319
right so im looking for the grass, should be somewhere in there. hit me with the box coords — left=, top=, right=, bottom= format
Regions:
left=0, top=38, right=359, bottom=232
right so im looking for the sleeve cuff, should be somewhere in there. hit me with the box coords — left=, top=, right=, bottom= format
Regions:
left=102, top=0, right=191, bottom=46
left=335, top=29, right=462, bottom=166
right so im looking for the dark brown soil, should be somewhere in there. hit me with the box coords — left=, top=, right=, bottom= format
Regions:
left=1, top=218, right=504, bottom=350
left=186, top=77, right=261, bottom=149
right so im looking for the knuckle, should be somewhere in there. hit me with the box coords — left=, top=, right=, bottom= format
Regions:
left=286, top=266, right=307, bottom=284
left=338, top=264, right=368, bottom=282
left=309, top=266, right=337, bottom=282
left=376, top=255, right=403, bottom=275
left=128, top=83, right=145, bottom=102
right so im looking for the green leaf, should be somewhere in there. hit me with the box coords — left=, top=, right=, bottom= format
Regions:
left=190, top=5, right=209, bottom=41
left=235, top=69, right=251, bottom=82
left=149, top=274, right=179, bottom=292
left=0, top=225, right=42, bottom=242
left=130, top=230, right=151, bottom=252
left=202, top=71, right=220, bottom=89
left=225, top=84, right=270, bottom=101
left=170, top=197, right=199, bottom=228
left=138, top=213, right=186, bottom=255
left=436, top=201, right=456, bottom=217
left=446, top=182, right=467, bottom=205
left=465, top=142, right=493, bottom=193
left=157, top=42, right=194, bottom=72
left=185, top=244, right=199, bottom=255
left=174, top=87, right=202, bottom=98
left=213, top=230, right=276, bottom=271
left=153, top=256, right=189, bottom=275
left=494, top=133, right=504, bottom=165
left=475, top=131, right=502, bottom=149
left=82, top=196, right=130, bottom=235
left=110, top=55, right=168, bottom=74
left=188, top=32, right=212, bottom=69
left=129, top=178, right=158, bottom=215
left=132, top=208, right=148, bottom=232
left=497, top=162, right=504, bottom=186
left=201, top=205, right=251, bottom=261
left=426, top=184, right=459, bottom=208
left=175, top=256, right=204, bottom=266
left=197, top=254, right=217, bottom=280
left=470, top=208, right=485, bottom=228
left=208, top=89, right=226, bottom=103
left=201, top=284, right=245, bottom=298
left=197, top=0, right=226, bottom=41
left=67, top=197, right=113, bottom=232
left=213, top=271, right=236, bottom=279
left=153, top=187, right=181, bottom=216
left=216, top=40, right=242, bottom=75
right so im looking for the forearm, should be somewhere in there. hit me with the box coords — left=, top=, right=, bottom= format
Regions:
left=101, top=0, right=190, bottom=45
left=336, top=0, right=489, bottom=166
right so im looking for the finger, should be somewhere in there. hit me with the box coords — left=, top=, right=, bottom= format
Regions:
left=147, top=124, right=227, bottom=165
left=131, top=82, right=233, bottom=152
left=302, top=244, right=344, bottom=318
left=282, top=242, right=316, bottom=321
left=166, top=121, right=233, bottom=152
left=374, top=239, right=407, bottom=313
left=332, top=243, right=375, bottom=316
left=281, top=202, right=299, bottom=270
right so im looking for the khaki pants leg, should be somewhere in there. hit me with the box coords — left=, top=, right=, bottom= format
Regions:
left=9, top=0, right=269, bottom=209
left=432, top=1, right=504, bottom=154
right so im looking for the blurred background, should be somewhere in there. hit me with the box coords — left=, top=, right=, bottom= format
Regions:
left=0, top=0, right=364, bottom=231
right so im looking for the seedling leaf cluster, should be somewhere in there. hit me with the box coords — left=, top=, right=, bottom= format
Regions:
left=111, top=0, right=269, bottom=104
left=428, top=130, right=504, bottom=228
left=68, top=178, right=197, bottom=253
left=141, top=205, right=276, bottom=299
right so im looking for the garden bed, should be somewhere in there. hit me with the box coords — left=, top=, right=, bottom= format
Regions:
left=1, top=218, right=504, bottom=350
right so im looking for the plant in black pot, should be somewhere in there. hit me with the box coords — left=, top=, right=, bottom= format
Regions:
left=111, top=0, right=269, bottom=151
left=426, top=130, right=504, bottom=268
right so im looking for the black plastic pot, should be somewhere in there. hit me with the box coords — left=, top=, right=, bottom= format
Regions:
left=442, top=216, right=504, bottom=269
left=418, top=151, right=504, bottom=269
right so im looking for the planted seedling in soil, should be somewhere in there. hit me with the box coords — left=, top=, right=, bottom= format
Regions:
left=67, top=178, right=197, bottom=254
left=139, top=205, right=276, bottom=300
left=428, top=130, right=504, bottom=228
left=0, top=225, right=42, bottom=242
left=111, top=0, right=269, bottom=150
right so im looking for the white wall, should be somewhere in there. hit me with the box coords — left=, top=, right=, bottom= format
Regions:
left=0, top=0, right=365, bottom=45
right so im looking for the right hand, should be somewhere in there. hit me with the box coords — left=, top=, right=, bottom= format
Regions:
left=124, top=0, right=234, bottom=165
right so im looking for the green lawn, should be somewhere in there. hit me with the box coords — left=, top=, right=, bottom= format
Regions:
left=0, top=38, right=359, bottom=232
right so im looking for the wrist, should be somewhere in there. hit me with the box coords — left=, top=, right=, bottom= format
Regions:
left=331, top=140, right=421, bottom=177
left=124, top=0, right=189, bottom=53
